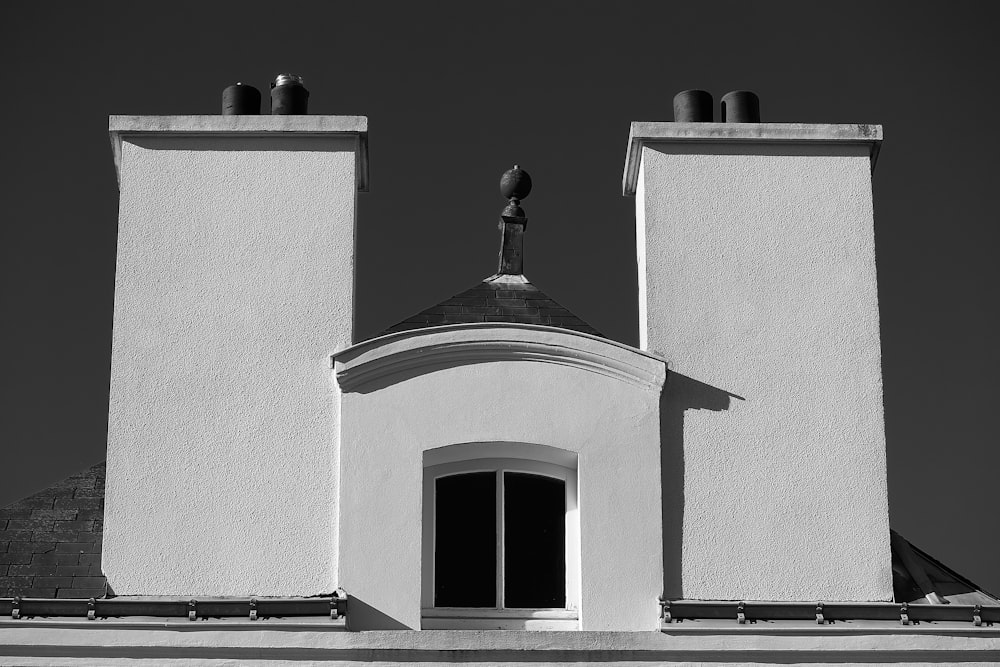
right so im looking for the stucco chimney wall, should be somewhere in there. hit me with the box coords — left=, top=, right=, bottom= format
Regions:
left=625, top=122, right=892, bottom=602
left=104, top=115, right=367, bottom=595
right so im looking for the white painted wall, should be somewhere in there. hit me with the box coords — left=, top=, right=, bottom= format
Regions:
left=334, top=324, right=667, bottom=631
left=630, top=124, right=892, bottom=601
left=104, top=116, right=366, bottom=595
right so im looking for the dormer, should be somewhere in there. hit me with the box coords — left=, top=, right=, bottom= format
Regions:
left=333, top=167, right=668, bottom=630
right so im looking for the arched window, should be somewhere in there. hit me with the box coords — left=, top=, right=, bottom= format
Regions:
left=421, top=446, right=579, bottom=630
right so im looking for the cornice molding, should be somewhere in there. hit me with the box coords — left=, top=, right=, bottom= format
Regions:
left=333, top=323, right=667, bottom=392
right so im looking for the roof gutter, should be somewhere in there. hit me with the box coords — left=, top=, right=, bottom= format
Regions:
left=661, top=599, right=998, bottom=627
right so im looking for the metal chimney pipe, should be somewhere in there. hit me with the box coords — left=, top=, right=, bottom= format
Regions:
left=673, top=90, right=713, bottom=122
left=222, top=83, right=261, bottom=115
left=270, top=74, right=309, bottom=115
left=720, top=90, right=761, bottom=123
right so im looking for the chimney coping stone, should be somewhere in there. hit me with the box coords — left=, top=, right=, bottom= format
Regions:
left=623, top=122, right=882, bottom=196
left=109, top=115, right=369, bottom=191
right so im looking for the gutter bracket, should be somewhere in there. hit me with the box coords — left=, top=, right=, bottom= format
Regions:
left=188, top=599, right=197, bottom=622
left=87, top=598, right=96, bottom=621
left=661, top=598, right=672, bottom=623
left=900, top=602, right=910, bottom=625
left=737, top=601, right=746, bottom=624
left=249, top=598, right=258, bottom=621
left=815, top=603, right=825, bottom=625
left=974, top=604, right=982, bottom=627
left=11, top=596, right=19, bottom=620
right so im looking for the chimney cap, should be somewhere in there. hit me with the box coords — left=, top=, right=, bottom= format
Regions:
left=273, top=73, right=305, bottom=88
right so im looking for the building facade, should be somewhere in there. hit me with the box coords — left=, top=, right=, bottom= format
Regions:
left=1, top=98, right=997, bottom=664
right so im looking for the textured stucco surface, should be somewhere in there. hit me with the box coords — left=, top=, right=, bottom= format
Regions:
left=635, top=138, right=892, bottom=602
left=104, top=128, right=361, bottom=595
left=334, top=325, right=667, bottom=631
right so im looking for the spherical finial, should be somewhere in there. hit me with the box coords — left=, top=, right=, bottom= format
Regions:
left=500, top=164, right=532, bottom=201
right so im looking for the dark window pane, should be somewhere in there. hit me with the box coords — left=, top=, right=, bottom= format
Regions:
left=435, top=472, right=496, bottom=607
left=504, top=472, right=566, bottom=608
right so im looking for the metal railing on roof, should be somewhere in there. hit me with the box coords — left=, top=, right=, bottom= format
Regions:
left=0, top=589, right=347, bottom=622
left=3, top=593, right=996, bottom=627
left=660, top=599, right=998, bottom=627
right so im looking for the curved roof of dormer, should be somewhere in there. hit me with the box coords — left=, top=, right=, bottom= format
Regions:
left=335, top=322, right=664, bottom=393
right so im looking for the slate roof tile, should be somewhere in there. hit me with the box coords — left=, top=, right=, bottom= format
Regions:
left=379, top=274, right=603, bottom=338
left=891, top=530, right=999, bottom=605
left=0, top=461, right=107, bottom=599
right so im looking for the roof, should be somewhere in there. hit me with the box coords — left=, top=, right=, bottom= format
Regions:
left=379, top=273, right=604, bottom=338
left=0, top=462, right=106, bottom=599
left=891, top=530, right=999, bottom=606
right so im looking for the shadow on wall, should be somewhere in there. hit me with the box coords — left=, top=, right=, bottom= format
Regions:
left=660, top=372, right=744, bottom=599
left=125, top=136, right=354, bottom=153
left=346, top=596, right=413, bottom=630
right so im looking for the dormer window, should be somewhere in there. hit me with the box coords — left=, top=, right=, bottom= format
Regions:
left=421, top=451, right=580, bottom=629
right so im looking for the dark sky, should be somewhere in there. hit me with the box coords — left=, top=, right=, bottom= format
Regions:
left=2, top=1, right=997, bottom=595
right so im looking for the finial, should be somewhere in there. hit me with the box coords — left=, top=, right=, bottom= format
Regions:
left=497, top=165, right=531, bottom=275
left=500, top=164, right=532, bottom=218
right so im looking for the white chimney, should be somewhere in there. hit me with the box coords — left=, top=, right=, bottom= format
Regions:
left=625, top=117, right=892, bottom=601
left=104, top=114, right=368, bottom=595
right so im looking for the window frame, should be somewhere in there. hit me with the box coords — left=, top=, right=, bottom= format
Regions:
left=421, top=455, right=580, bottom=629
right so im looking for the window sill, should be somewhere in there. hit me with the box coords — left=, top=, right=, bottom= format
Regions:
left=421, top=608, right=579, bottom=630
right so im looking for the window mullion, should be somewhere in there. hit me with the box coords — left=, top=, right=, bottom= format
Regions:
left=496, top=469, right=504, bottom=610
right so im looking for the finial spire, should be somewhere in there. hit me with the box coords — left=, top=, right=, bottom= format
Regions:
left=498, top=165, right=532, bottom=275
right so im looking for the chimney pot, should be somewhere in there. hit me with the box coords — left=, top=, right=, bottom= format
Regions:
left=673, top=90, right=714, bottom=122
left=222, top=83, right=261, bottom=115
left=720, top=90, right=761, bottom=123
left=270, top=74, right=309, bottom=115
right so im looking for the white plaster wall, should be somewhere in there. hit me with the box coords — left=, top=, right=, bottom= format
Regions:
left=104, top=133, right=359, bottom=595
left=637, top=144, right=892, bottom=601
left=335, top=326, right=666, bottom=631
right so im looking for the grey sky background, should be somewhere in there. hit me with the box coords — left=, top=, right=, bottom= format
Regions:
left=2, top=1, right=997, bottom=594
